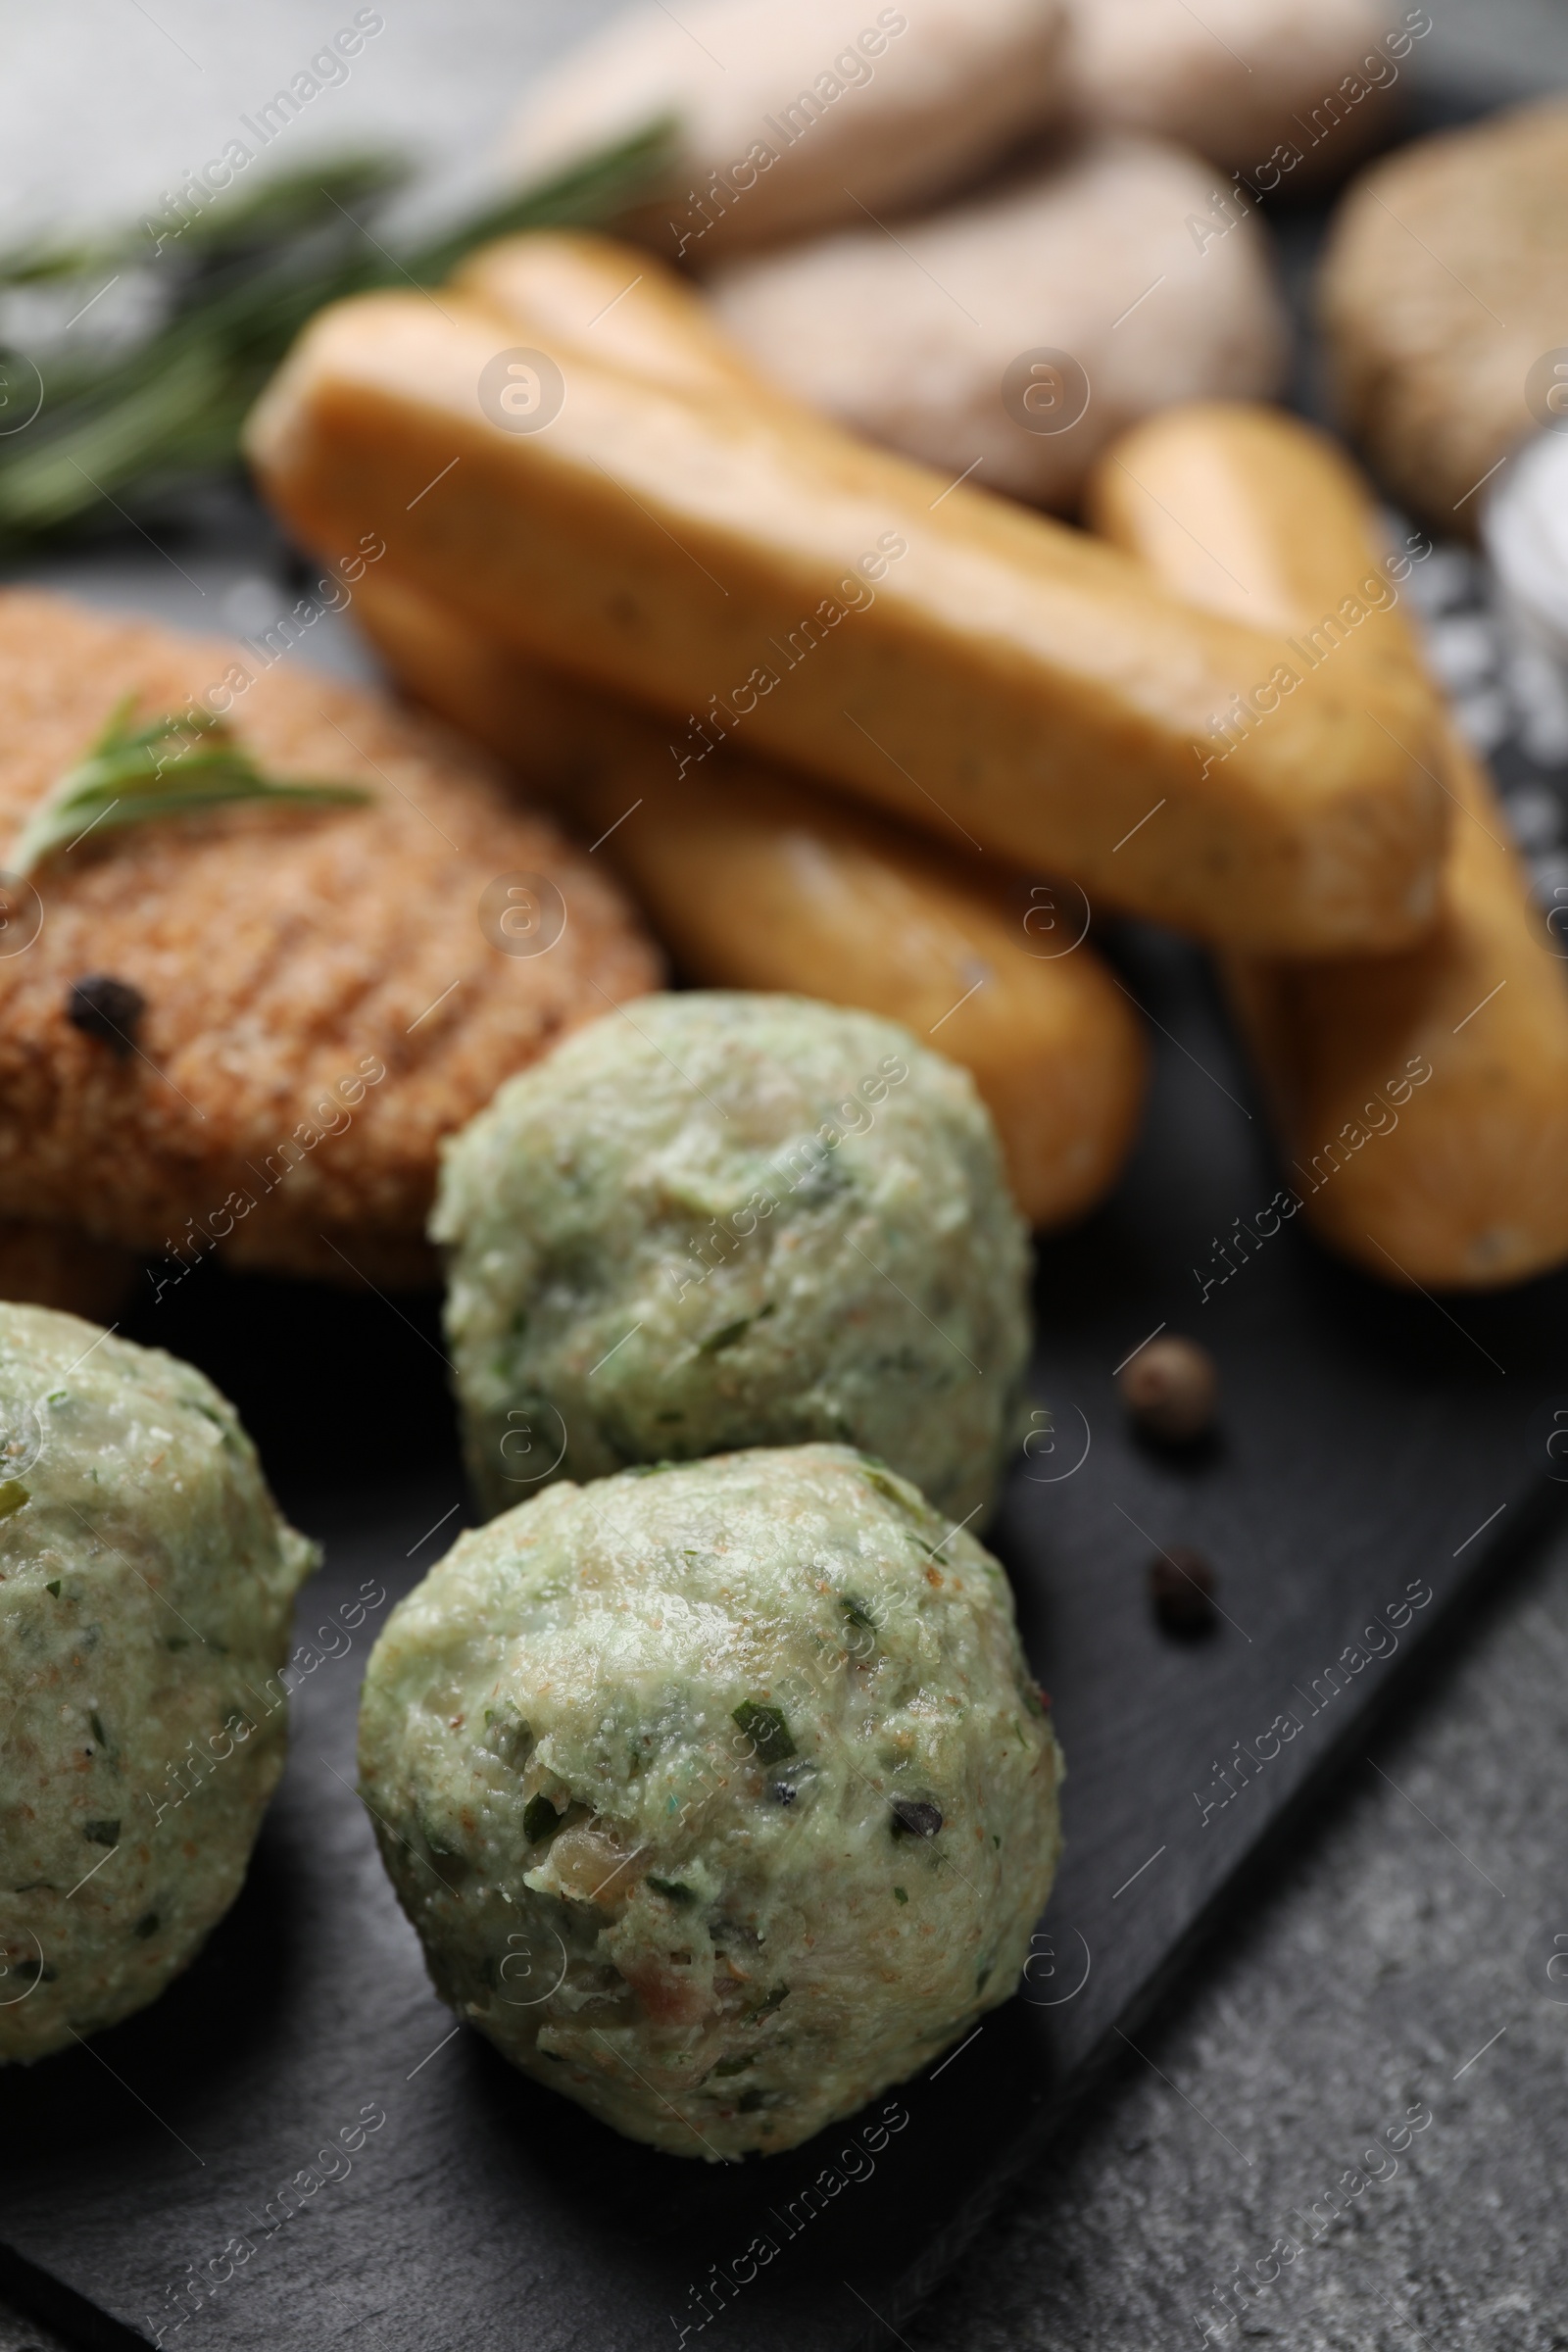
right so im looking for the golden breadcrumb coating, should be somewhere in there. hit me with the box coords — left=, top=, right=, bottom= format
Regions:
left=0, top=591, right=662, bottom=1283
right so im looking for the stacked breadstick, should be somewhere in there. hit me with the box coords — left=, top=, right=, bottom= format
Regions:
left=246, top=231, right=1568, bottom=1287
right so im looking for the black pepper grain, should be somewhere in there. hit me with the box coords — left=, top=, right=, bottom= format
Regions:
left=1118, top=1335, right=1218, bottom=1444
left=1149, top=1545, right=1218, bottom=1637
left=890, top=1797, right=944, bottom=1840
left=67, top=974, right=146, bottom=1059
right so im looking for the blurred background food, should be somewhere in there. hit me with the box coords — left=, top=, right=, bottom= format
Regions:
left=247, top=250, right=1447, bottom=958
left=1060, top=0, right=1403, bottom=178
left=1090, top=403, right=1568, bottom=1290
left=1319, top=97, right=1568, bottom=533
left=705, top=134, right=1287, bottom=509
left=505, top=0, right=1073, bottom=255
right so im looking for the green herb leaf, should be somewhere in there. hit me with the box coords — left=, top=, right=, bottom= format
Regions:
left=0, top=123, right=678, bottom=552
left=523, top=1792, right=563, bottom=1844
left=698, top=1302, right=774, bottom=1356
left=647, top=1876, right=695, bottom=1907
left=841, top=1593, right=877, bottom=1633
left=90, top=1711, right=108, bottom=1746
left=0, top=1482, right=30, bottom=1520
left=894, top=1886, right=908, bottom=1905
left=134, top=1912, right=160, bottom=1939
left=44, top=1578, right=61, bottom=1597
left=710, top=2054, right=755, bottom=2077
left=83, top=1819, right=120, bottom=1846
left=732, top=1699, right=796, bottom=1765
left=10, top=694, right=368, bottom=877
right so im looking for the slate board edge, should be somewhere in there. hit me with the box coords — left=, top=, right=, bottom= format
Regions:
left=853, top=1473, right=1568, bottom=2351
left=0, top=2238, right=147, bottom=2352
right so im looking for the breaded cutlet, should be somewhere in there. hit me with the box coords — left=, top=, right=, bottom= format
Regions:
left=0, top=590, right=662, bottom=1285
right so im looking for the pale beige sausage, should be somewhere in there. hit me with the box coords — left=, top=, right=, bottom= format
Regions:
left=1318, top=98, right=1568, bottom=536
left=503, top=0, right=1067, bottom=262
left=352, top=568, right=1149, bottom=1230
left=705, top=135, right=1288, bottom=511
left=1064, top=0, right=1400, bottom=186
left=1089, top=401, right=1568, bottom=1290
left=245, top=237, right=1447, bottom=955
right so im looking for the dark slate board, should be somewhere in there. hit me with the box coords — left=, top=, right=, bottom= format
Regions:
left=2, top=912, right=1565, bottom=2352
left=6, top=74, right=1568, bottom=2341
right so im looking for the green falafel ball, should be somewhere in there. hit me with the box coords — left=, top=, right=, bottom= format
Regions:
left=358, top=1443, right=1062, bottom=2159
left=0, top=1304, right=316, bottom=2061
left=432, top=993, right=1031, bottom=1522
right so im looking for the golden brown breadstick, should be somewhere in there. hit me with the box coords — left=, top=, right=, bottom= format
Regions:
left=353, top=569, right=1148, bottom=1229
left=454, top=232, right=766, bottom=400
left=1089, top=401, right=1568, bottom=1290
left=245, top=236, right=1447, bottom=955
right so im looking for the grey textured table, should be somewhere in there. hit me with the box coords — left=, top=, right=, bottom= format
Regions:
left=4, top=7, right=1568, bottom=2348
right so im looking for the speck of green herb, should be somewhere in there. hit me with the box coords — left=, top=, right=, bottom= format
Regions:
left=976, top=1965, right=992, bottom=1993
left=841, top=1594, right=876, bottom=1633
left=134, top=1912, right=160, bottom=1939
left=737, top=2087, right=768, bottom=2113
left=90, top=1711, right=108, bottom=1747
left=992, top=1834, right=1001, bottom=1850
left=733, top=1699, right=796, bottom=1765
left=647, top=1877, right=695, bottom=1907
left=0, top=1482, right=30, bottom=1520
left=83, top=1819, right=120, bottom=1846
left=16, top=1958, right=57, bottom=1984
left=166, top=1636, right=189, bottom=1651
left=45, top=1389, right=68, bottom=1404
left=894, top=1886, right=908, bottom=1905
left=711, top=2054, right=755, bottom=2078
left=10, top=696, right=370, bottom=878
left=699, top=1302, right=775, bottom=1356
left=745, top=1983, right=790, bottom=2025
left=44, top=1577, right=61, bottom=1597
left=1022, top=1684, right=1047, bottom=1718
left=523, top=1793, right=563, bottom=1845
left=862, top=1465, right=909, bottom=1508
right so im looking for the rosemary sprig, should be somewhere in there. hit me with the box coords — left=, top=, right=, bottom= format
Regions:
left=10, top=694, right=368, bottom=876
left=0, top=121, right=676, bottom=550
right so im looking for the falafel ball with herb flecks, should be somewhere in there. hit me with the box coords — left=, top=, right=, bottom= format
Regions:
left=431, top=993, right=1031, bottom=1524
left=0, top=1303, right=316, bottom=2061
left=357, top=1444, right=1062, bottom=2159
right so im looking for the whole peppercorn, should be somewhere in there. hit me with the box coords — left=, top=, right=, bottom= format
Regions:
left=67, top=973, right=146, bottom=1060
left=1118, top=1335, right=1218, bottom=1444
left=1149, top=1545, right=1218, bottom=1637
